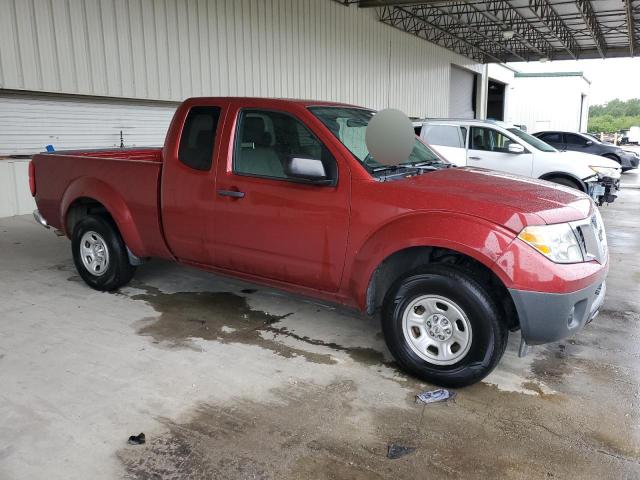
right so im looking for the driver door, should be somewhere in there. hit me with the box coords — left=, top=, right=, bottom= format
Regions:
left=467, top=127, right=533, bottom=177
left=212, top=105, right=350, bottom=292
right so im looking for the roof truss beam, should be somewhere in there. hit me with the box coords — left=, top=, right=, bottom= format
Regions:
left=415, top=3, right=529, bottom=61
left=378, top=5, right=503, bottom=62
left=624, top=0, right=636, bottom=56
left=528, top=0, right=579, bottom=59
left=575, top=0, right=607, bottom=57
left=480, top=0, right=553, bottom=58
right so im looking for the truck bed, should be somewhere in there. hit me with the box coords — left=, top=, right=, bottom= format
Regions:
left=32, top=147, right=171, bottom=259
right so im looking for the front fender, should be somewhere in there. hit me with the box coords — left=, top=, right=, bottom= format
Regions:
left=60, top=177, right=146, bottom=256
left=346, top=211, right=517, bottom=309
left=538, top=171, right=588, bottom=192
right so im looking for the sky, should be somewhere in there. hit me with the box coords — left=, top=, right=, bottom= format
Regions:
left=507, top=57, right=640, bottom=106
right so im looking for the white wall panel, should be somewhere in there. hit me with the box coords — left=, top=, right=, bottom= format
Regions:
left=0, top=91, right=177, bottom=155
left=0, top=0, right=484, bottom=116
left=0, top=160, right=36, bottom=217
left=506, top=76, right=590, bottom=133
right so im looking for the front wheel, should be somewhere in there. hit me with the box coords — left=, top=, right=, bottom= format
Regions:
left=72, top=215, right=136, bottom=291
left=382, top=265, right=508, bottom=387
left=546, top=176, right=582, bottom=191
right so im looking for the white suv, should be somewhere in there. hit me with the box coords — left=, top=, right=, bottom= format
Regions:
left=416, top=119, right=621, bottom=205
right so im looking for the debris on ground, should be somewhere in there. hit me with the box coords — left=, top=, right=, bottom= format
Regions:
left=127, top=433, right=146, bottom=445
left=416, top=388, right=456, bottom=405
left=387, top=443, right=416, bottom=459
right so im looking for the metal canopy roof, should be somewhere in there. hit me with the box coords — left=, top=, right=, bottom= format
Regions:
left=336, top=0, right=638, bottom=62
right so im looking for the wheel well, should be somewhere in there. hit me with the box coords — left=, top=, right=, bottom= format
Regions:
left=66, top=197, right=113, bottom=234
left=539, top=173, right=585, bottom=192
left=602, top=153, right=620, bottom=162
left=366, top=247, right=519, bottom=330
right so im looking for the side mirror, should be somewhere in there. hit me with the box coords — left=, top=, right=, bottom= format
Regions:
left=285, top=156, right=333, bottom=185
left=508, top=143, right=525, bottom=154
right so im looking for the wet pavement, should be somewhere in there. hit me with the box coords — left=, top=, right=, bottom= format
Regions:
left=1, top=187, right=639, bottom=479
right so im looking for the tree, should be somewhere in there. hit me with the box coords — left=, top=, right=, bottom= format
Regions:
left=588, top=98, right=640, bottom=132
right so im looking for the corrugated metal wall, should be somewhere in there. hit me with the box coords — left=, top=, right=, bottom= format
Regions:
left=0, top=0, right=484, bottom=117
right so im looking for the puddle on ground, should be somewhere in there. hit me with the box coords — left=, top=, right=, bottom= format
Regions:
left=128, top=283, right=336, bottom=365
left=117, top=379, right=640, bottom=480
left=120, top=280, right=398, bottom=369
left=531, top=337, right=637, bottom=393
left=599, top=309, right=640, bottom=323
left=265, top=325, right=387, bottom=367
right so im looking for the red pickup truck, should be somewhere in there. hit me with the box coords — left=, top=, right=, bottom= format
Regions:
left=30, top=97, right=608, bottom=387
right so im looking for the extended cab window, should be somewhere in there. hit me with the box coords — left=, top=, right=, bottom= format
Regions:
left=178, top=106, right=221, bottom=171
left=234, top=109, right=336, bottom=181
left=422, top=125, right=464, bottom=148
left=470, top=127, right=515, bottom=153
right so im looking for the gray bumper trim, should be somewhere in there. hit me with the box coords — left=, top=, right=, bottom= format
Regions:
left=620, top=153, right=639, bottom=169
left=509, top=281, right=606, bottom=345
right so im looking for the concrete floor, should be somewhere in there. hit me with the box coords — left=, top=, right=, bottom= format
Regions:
left=1, top=188, right=639, bottom=480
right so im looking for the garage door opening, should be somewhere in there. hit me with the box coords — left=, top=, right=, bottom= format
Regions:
left=449, top=66, right=478, bottom=119
left=486, top=80, right=506, bottom=121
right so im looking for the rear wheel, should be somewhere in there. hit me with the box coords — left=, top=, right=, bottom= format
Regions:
left=382, top=264, right=508, bottom=387
left=72, top=215, right=136, bottom=291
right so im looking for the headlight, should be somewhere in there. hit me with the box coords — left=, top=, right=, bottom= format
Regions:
left=590, top=166, right=620, bottom=179
left=518, top=224, right=583, bottom=263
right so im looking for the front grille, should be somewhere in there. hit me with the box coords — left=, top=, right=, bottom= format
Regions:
left=575, top=225, right=587, bottom=254
left=571, top=212, right=607, bottom=264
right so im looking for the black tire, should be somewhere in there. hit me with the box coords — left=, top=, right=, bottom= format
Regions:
left=382, top=264, right=508, bottom=388
left=72, top=215, right=136, bottom=291
left=546, top=176, right=582, bottom=191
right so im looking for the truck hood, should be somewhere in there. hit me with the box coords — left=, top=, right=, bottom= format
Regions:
left=392, top=167, right=593, bottom=232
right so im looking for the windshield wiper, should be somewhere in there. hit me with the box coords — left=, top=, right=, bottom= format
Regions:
left=410, top=160, right=444, bottom=167
left=372, top=164, right=406, bottom=173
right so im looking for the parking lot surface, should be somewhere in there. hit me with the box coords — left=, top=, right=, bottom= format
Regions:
left=1, top=188, right=639, bottom=479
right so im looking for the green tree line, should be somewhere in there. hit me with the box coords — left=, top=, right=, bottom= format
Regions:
left=588, top=98, right=640, bottom=133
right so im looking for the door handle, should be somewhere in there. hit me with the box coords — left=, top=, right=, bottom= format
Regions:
left=217, top=189, right=245, bottom=198
left=468, top=156, right=481, bottom=160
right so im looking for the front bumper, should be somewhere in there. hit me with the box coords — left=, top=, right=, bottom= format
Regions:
left=509, top=280, right=606, bottom=345
left=620, top=152, right=639, bottom=169
left=587, top=178, right=619, bottom=205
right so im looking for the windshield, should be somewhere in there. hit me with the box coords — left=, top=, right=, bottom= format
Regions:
left=508, top=128, right=557, bottom=153
left=308, top=106, right=447, bottom=174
